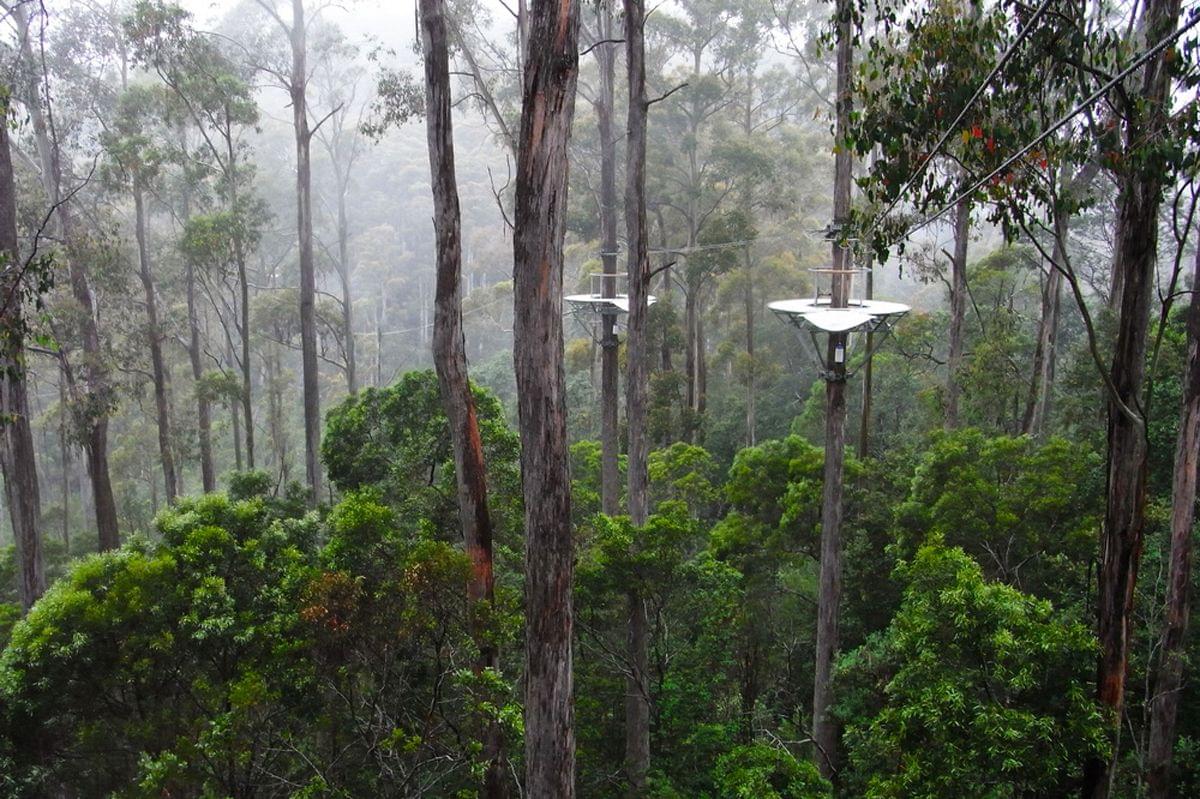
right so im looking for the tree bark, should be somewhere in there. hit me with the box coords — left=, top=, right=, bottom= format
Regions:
left=59, top=373, right=69, bottom=551
left=0, top=97, right=45, bottom=611
left=1146, top=240, right=1200, bottom=799
left=420, top=1, right=506, bottom=795
left=337, top=180, right=356, bottom=394
left=14, top=3, right=119, bottom=550
left=858, top=251, right=874, bottom=458
left=133, top=184, right=178, bottom=503
left=182, top=216, right=215, bottom=491
left=224, top=134, right=255, bottom=471
left=812, top=0, right=853, bottom=779
left=1022, top=219, right=1064, bottom=438
left=683, top=289, right=697, bottom=443
left=1082, top=1, right=1181, bottom=796
left=593, top=2, right=620, bottom=517
left=624, top=0, right=651, bottom=791
left=288, top=0, right=322, bottom=500
left=945, top=191, right=969, bottom=430
left=512, top=0, right=580, bottom=793
left=744, top=248, right=756, bottom=447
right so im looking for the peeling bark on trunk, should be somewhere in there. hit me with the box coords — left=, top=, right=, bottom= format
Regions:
left=0, top=99, right=44, bottom=610
left=624, top=0, right=651, bottom=791
left=134, top=184, right=178, bottom=503
left=420, top=1, right=507, bottom=794
left=512, top=0, right=580, bottom=792
left=1146, top=242, right=1200, bottom=799
left=1082, top=2, right=1181, bottom=795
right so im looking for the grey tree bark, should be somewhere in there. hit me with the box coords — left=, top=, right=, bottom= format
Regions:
left=289, top=0, right=322, bottom=500
left=0, top=94, right=45, bottom=610
left=133, top=184, right=178, bottom=503
left=592, top=1, right=621, bottom=517
left=624, top=0, right=651, bottom=791
left=1082, top=1, right=1182, bottom=796
left=512, top=0, right=580, bottom=792
left=1146, top=240, right=1200, bottom=798
left=812, top=0, right=853, bottom=779
left=419, top=0, right=507, bottom=794
left=15, top=3, right=119, bottom=550
left=944, top=191, right=969, bottom=430
left=180, top=177, right=215, bottom=492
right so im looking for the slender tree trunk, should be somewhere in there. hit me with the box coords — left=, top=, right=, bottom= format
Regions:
left=133, top=184, right=178, bottom=503
left=420, top=2, right=507, bottom=794
left=288, top=0, right=322, bottom=500
left=696, top=305, right=707, bottom=430
left=0, top=98, right=44, bottom=611
left=15, top=5, right=119, bottom=550
left=858, top=251, right=874, bottom=458
left=59, top=373, right=69, bottom=551
left=376, top=292, right=385, bottom=387
left=1082, top=2, right=1181, bottom=796
left=624, top=0, right=651, bottom=791
left=1024, top=163, right=1096, bottom=438
left=812, top=0, right=853, bottom=779
left=945, top=191, right=969, bottom=430
left=227, top=141, right=255, bottom=470
left=1146, top=241, right=1200, bottom=798
left=227, top=335, right=244, bottom=472
left=683, top=289, right=697, bottom=442
left=1022, top=222, right=1064, bottom=437
left=594, top=3, right=620, bottom=517
left=185, top=255, right=215, bottom=491
left=745, top=246, right=756, bottom=447
left=512, top=0, right=580, bottom=792
left=337, top=185, right=356, bottom=395
left=655, top=208, right=673, bottom=374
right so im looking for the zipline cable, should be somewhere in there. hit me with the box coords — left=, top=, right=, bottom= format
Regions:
left=895, top=5, right=1200, bottom=241
left=872, top=0, right=1058, bottom=227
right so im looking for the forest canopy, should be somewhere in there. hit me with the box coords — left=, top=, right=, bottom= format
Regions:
left=0, top=0, right=1198, bottom=797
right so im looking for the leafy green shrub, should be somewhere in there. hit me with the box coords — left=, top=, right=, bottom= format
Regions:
left=712, top=742, right=830, bottom=798
left=837, top=545, right=1106, bottom=798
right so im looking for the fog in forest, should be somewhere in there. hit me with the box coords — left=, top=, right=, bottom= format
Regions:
left=0, top=1, right=1197, bottom=797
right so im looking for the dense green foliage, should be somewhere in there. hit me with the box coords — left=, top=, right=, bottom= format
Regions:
left=838, top=546, right=1105, bottom=798
left=2, top=404, right=1130, bottom=797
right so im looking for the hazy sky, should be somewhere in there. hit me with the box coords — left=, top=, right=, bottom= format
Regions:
left=182, top=0, right=424, bottom=64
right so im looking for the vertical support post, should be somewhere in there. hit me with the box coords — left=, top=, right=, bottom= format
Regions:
left=812, top=0, right=853, bottom=781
